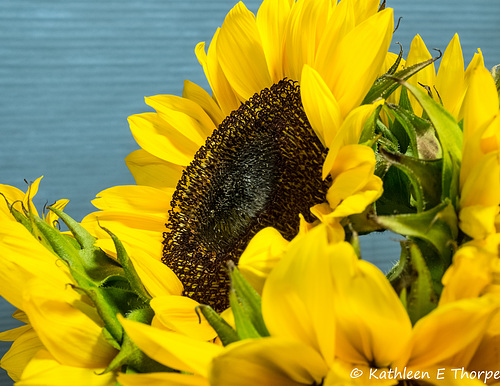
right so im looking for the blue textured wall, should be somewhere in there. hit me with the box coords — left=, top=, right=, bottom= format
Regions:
left=1, top=1, right=499, bottom=384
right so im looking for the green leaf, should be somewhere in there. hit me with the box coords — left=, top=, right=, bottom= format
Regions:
left=396, top=81, right=462, bottom=206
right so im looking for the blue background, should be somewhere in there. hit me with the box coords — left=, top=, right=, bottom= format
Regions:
left=1, top=0, right=499, bottom=384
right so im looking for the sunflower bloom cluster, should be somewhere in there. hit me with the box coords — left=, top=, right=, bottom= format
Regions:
left=2, top=0, right=500, bottom=385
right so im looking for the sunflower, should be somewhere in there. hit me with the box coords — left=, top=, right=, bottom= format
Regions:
left=83, top=0, right=394, bottom=312
left=117, top=224, right=500, bottom=386
left=0, top=178, right=117, bottom=385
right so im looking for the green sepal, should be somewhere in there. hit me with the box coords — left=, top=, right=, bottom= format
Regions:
left=375, top=119, right=400, bottom=153
left=385, top=103, right=442, bottom=160
left=196, top=305, right=239, bottom=346
left=379, top=146, right=443, bottom=212
left=30, top=215, right=88, bottom=275
left=5, top=203, right=33, bottom=233
left=359, top=104, right=384, bottom=145
left=48, top=205, right=96, bottom=249
left=103, top=326, right=172, bottom=374
left=229, top=289, right=262, bottom=340
left=70, top=285, right=125, bottom=344
left=100, top=225, right=152, bottom=304
left=48, top=206, right=127, bottom=284
left=388, top=242, right=438, bottom=325
left=396, top=81, right=462, bottom=206
left=376, top=201, right=458, bottom=272
left=363, top=55, right=439, bottom=105
left=346, top=223, right=361, bottom=258
left=375, top=158, right=415, bottom=216
left=228, top=262, right=269, bottom=337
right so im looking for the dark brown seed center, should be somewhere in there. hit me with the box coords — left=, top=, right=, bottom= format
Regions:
left=162, top=79, right=330, bottom=311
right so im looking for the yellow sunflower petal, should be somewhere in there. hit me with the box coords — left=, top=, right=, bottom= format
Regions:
left=481, top=114, right=500, bottom=154
left=128, top=249, right=184, bottom=297
left=327, top=161, right=375, bottom=209
left=15, top=350, right=115, bottom=386
left=0, top=327, right=43, bottom=382
left=0, top=183, right=30, bottom=217
left=195, top=33, right=240, bottom=116
left=463, top=54, right=498, bottom=140
left=405, top=34, right=436, bottom=117
left=283, top=0, right=330, bottom=81
left=182, top=79, right=225, bottom=127
left=301, top=64, right=342, bottom=147
left=145, top=94, right=215, bottom=143
left=217, top=2, right=272, bottom=100
left=322, top=101, right=384, bottom=179
left=459, top=152, right=500, bottom=238
left=329, top=242, right=412, bottom=368
left=0, top=324, right=31, bottom=342
left=44, top=199, right=69, bottom=228
left=459, top=205, right=499, bottom=240
left=119, top=372, right=208, bottom=386
left=82, top=210, right=165, bottom=261
left=0, top=220, right=72, bottom=309
left=440, top=245, right=494, bottom=304
left=22, top=280, right=117, bottom=368
left=150, top=295, right=216, bottom=341
left=314, top=0, right=355, bottom=89
left=350, top=0, right=380, bottom=25
left=210, top=337, right=329, bottom=386
left=128, top=113, right=199, bottom=166
left=435, top=34, right=465, bottom=119
left=262, top=225, right=338, bottom=366
left=23, top=176, right=42, bottom=217
left=91, top=185, right=173, bottom=214
left=408, top=296, right=499, bottom=369
left=256, top=0, right=293, bottom=82
left=327, top=9, right=393, bottom=117
left=328, top=175, right=383, bottom=218
left=125, top=149, right=184, bottom=191
left=238, top=227, right=289, bottom=295
left=468, top=333, right=500, bottom=377
left=119, top=316, right=222, bottom=377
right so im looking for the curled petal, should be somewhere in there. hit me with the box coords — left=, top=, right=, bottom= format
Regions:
left=15, top=350, right=115, bottom=386
left=238, top=227, right=289, bottom=295
left=262, top=225, right=339, bottom=366
left=125, top=149, right=184, bottom=191
left=210, top=337, right=329, bottom=386
left=151, top=295, right=217, bottom=341
left=22, top=281, right=117, bottom=368
left=408, top=296, right=500, bottom=369
left=120, top=316, right=222, bottom=377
